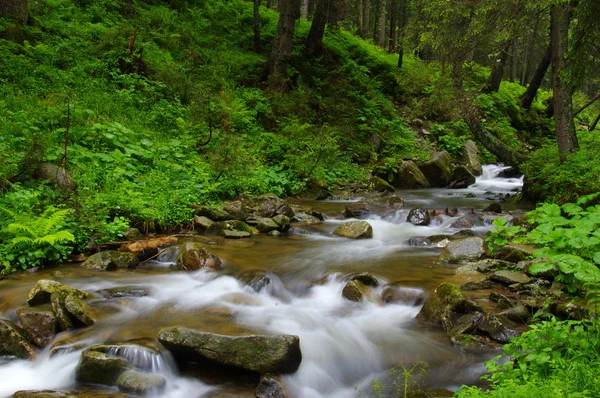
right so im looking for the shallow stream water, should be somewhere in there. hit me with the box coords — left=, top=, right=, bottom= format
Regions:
left=0, top=165, right=525, bottom=398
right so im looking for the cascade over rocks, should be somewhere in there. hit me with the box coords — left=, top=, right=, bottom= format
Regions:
left=0, top=319, right=37, bottom=360
left=158, top=326, right=302, bottom=374
left=407, top=208, right=431, bottom=226
left=333, top=221, right=373, bottom=239
left=81, top=251, right=139, bottom=271
left=75, top=350, right=131, bottom=386
left=16, top=305, right=57, bottom=347
left=344, top=193, right=404, bottom=218
left=418, top=151, right=454, bottom=187
left=391, top=160, right=431, bottom=188
left=439, top=237, right=485, bottom=263
left=175, top=242, right=222, bottom=271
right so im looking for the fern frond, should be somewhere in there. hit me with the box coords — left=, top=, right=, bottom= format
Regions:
left=33, top=231, right=75, bottom=245
left=11, top=236, right=34, bottom=247
left=7, top=223, right=36, bottom=238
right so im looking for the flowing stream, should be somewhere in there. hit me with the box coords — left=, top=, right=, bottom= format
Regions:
left=0, top=165, right=525, bottom=398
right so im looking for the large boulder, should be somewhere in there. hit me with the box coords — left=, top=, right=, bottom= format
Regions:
left=193, top=215, right=214, bottom=231
left=369, top=176, right=395, bottom=193
left=193, top=206, right=233, bottom=222
left=461, top=140, right=483, bottom=176
left=75, top=350, right=130, bottom=386
left=416, top=283, right=484, bottom=330
left=34, top=163, right=76, bottom=191
left=448, top=166, right=476, bottom=189
left=247, top=216, right=280, bottom=233
left=63, top=295, right=95, bottom=326
left=418, top=151, right=454, bottom=187
left=438, top=237, right=485, bottom=263
left=392, top=160, right=431, bottom=189
left=28, top=280, right=93, bottom=306
left=175, top=242, right=222, bottom=271
left=222, top=201, right=250, bottom=221
left=333, top=221, right=373, bottom=239
left=0, top=319, right=37, bottom=359
left=117, top=370, right=166, bottom=395
left=290, top=205, right=324, bottom=224
left=344, top=193, right=404, bottom=218
left=81, top=251, right=139, bottom=271
left=158, top=327, right=302, bottom=374
left=407, top=208, right=431, bottom=226
left=241, top=194, right=294, bottom=219
left=477, top=314, right=520, bottom=343
left=16, top=305, right=57, bottom=347
left=206, top=220, right=253, bottom=239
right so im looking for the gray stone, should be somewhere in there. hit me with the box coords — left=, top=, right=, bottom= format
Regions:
left=206, top=220, right=253, bottom=239
left=438, top=237, right=485, bottom=263
left=478, top=314, right=520, bottom=343
left=28, top=280, right=93, bottom=306
left=369, top=176, right=395, bottom=193
left=342, top=280, right=366, bottom=302
left=75, top=350, right=130, bottom=386
left=490, top=271, right=531, bottom=285
left=193, top=215, right=215, bottom=231
left=247, top=217, right=280, bottom=233
left=392, top=160, right=431, bottom=189
left=222, top=201, right=250, bottom=220
left=255, top=374, right=286, bottom=398
left=117, top=370, right=166, bottom=395
left=97, top=286, right=150, bottom=299
left=462, top=140, right=483, bottom=176
left=460, top=279, right=492, bottom=291
left=407, top=208, right=431, bottom=226
left=333, top=221, right=373, bottom=239
left=34, top=163, right=76, bottom=191
left=16, top=305, right=57, bottom=346
left=63, top=295, right=95, bottom=326
left=175, top=242, right=222, bottom=271
left=344, top=193, right=404, bottom=218
left=418, top=151, right=454, bottom=187
left=499, top=305, right=531, bottom=324
left=0, top=319, right=37, bottom=360
left=81, top=251, right=139, bottom=271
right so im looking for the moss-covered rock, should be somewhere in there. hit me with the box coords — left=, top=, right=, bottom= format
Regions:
left=369, top=176, right=395, bottom=193
left=247, top=216, right=280, bottom=233
left=206, top=220, right=253, bottom=239
left=175, top=242, right=222, bottom=271
left=193, top=215, right=214, bottom=231
left=438, top=237, right=485, bottom=263
left=75, top=350, right=130, bottom=386
left=81, top=251, right=139, bottom=271
left=341, top=280, right=366, bottom=302
left=28, top=280, right=93, bottom=307
left=347, top=272, right=380, bottom=287
left=478, top=314, right=521, bottom=343
left=333, top=221, right=373, bottom=239
left=407, top=208, right=431, bottom=226
left=16, top=305, right=57, bottom=347
left=490, top=270, right=531, bottom=285
left=158, top=326, right=302, bottom=374
left=193, top=206, right=233, bottom=221
left=50, top=293, right=74, bottom=331
left=418, top=151, right=453, bottom=187
left=461, top=140, right=483, bottom=176
left=448, top=166, right=476, bottom=189
left=272, top=214, right=291, bottom=232
left=416, top=282, right=484, bottom=330
left=344, top=193, right=404, bottom=218
left=0, top=319, right=37, bottom=360
left=34, top=163, right=76, bottom=191
left=122, top=228, right=144, bottom=241
left=222, top=200, right=250, bottom=220
left=392, top=160, right=431, bottom=188
left=63, top=295, right=95, bottom=326
left=499, top=305, right=531, bottom=324
left=117, top=370, right=166, bottom=395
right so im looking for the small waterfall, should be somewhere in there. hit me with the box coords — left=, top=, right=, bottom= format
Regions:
left=469, top=164, right=523, bottom=194
left=102, top=344, right=176, bottom=374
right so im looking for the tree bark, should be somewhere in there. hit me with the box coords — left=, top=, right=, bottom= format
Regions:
left=305, top=0, right=328, bottom=55
left=388, top=0, right=396, bottom=52
left=268, top=0, right=301, bottom=84
left=520, top=44, right=551, bottom=109
left=267, top=0, right=275, bottom=9
left=396, top=0, right=407, bottom=68
left=0, top=0, right=28, bottom=41
left=357, top=0, right=364, bottom=36
left=377, top=0, right=387, bottom=47
left=483, top=40, right=511, bottom=93
left=253, top=0, right=262, bottom=53
left=301, top=0, right=309, bottom=18
left=551, top=3, right=579, bottom=160
left=362, top=0, right=370, bottom=40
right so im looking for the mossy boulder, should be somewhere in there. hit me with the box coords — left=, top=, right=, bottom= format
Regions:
left=75, top=350, right=131, bottom=386
left=461, top=140, right=483, bottom=176
left=478, top=314, right=521, bottom=343
left=247, top=216, right=280, bottom=233
left=417, top=282, right=484, bottom=330
left=407, top=208, right=431, bottom=226
left=347, top=272, right=380, bottom=287
left=333, top=221, right=373, bottom=239
left=175, top=242, right=222, bottom=271
left=122, top=228, right=143, bottom=241
left=392, top=160, right=431, bottom=189
left=193, top=206, right=233, bottom=221
left=16, top=305, right=57, bottom=347
left=418, top=151, right=454, bottom=187
left=369, top=176, right=395, bottom=193
left=341, top=280, right=367, bottom=302
left=63, top=295, right=95, bottom=326
left=28, top=280, right=93, bottom=306
left=251, top=194, right=295, bottom=218
left=0, top=319, right=37, bottom=360
left=193, top=215, right=214, bottom=231
left=448, top=166, right=476, bottom=189
left=81, top=251, right=139, bottom=271
left=206, top=220, right=253, bottom=239
left=272, top=214, right=291, bottom=232
left=34, top=163, right=76, bottom=191
left=117, top=370, right=166, bottom=395
left=158, top=326, right=302, bottom=374
left=344, top=193, right=404, bottom=218
left=438, top=237, right=485, bottom=263
left=50, top=293, right=74, bottom=331
left=222, top=200, right=250, bottom=220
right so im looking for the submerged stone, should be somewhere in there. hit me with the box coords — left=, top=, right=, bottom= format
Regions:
left=341, top=280, right=366, bottom=302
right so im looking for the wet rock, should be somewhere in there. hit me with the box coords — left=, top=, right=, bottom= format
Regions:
left=381, top=285, right=425, bottom=306
left=81, top=251, right=139, bottom=271
left=369, top=176, right=395, bottom=193
left=494, top=243, right=535, bottom=264
left=407, top=208, right=431, bottom=226
left=449, top=217, right=473, bottom=229
left=97, top=286, right=150, bottom=299
left=193, top=215, right=215, bottom=231
left=348, top=272, right=380, bottom=287
left=470, top=259, right=515, bottom=273
left=245, top=194, right=294, bottom=219
left=483, top=203, right=502, bottom=213
left=418, top=151, right=454, bottom=187
left=122, top=228, right=144, bottom=241
left=438, top=237, right=485, bottom=263
left=50, top=293, right=74, bottom=331
left=489, top=292, right=513, bottom=309
left=417, top=283, right=484, bottom=329
left=247, top=216, right=280, bottom=233
left=556, top=302, right=589, bottom=321
left=64, top=295, right=95, bottom=326
left=117, top=370, right=166, bottom=395
left=194, top=206, right=234, bottom=222
left=222, top=201, right=250, bottom=221
left=499, top=305, right=531, bottom=324
left=448, top=166, right=476, bottom=189
left=272, top=215, right=291, bottom=232
left=447, top=312, right=483, bottom=339
left=291, top=212, right=321, bottom=224
left=239, top=270, right=272, bottom=292
left=0, top=319, right=37, bottom=360
left=460, top=279, right=492, bottom=291
left=75, top=350, right=130, bottom=386
left=255, top=374, right=286, bottom=398
left=392, top=160, right=431, bottom=189
left=206, top=220, right=253, bottom=239
left=490, top=270, right=530, bottom=285
left=16, top=305, right=57, bottom=346
left=343, top=193, right=404, bottom=218
left=158, top=326, right=302, bottom=374
left=28, top=280, right=93, bottom=306
left=461, top=140, right=483, bottom=176
left=176, top=242, right=222, bottom=271
left=478, top=314, right=520, bottom=343
left=333, top=221, right=373, bottom=239
left=341, top=280, right=367, bottom=302
left=34, top=163, right=76, bottom=191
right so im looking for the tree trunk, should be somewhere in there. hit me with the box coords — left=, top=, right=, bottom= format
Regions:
left=305, top=0, right=328, bottom=55
left=396, top=0, right=407, bottom=68
left=551, top=4, right=578, bottom=160
left=362, top=0, right=370, bottom=39
left=268, top=0, right=301, bottom=85
left=0, top=0, right=28, bottom=41
left=377, top=0, right=387, bottom=47
left=357, top=0, right=364, bottom=36
left=483, top=40, right=511, bottom=93
left=328, top=0, right=348, bottom=27
left=520, top=44, right=551, bottom=109
left=267, top=0, right=275, bottom=9
left=452, top=60, right=463, bottom=90
left=253, top=0, right=262, bottom=53
left=301, top=0, right=309, bottom=18
left=388, top=0, right=396, bottom=52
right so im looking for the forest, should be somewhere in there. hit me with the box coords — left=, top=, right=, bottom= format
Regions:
left=1, top=0, right=600, bottom=397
